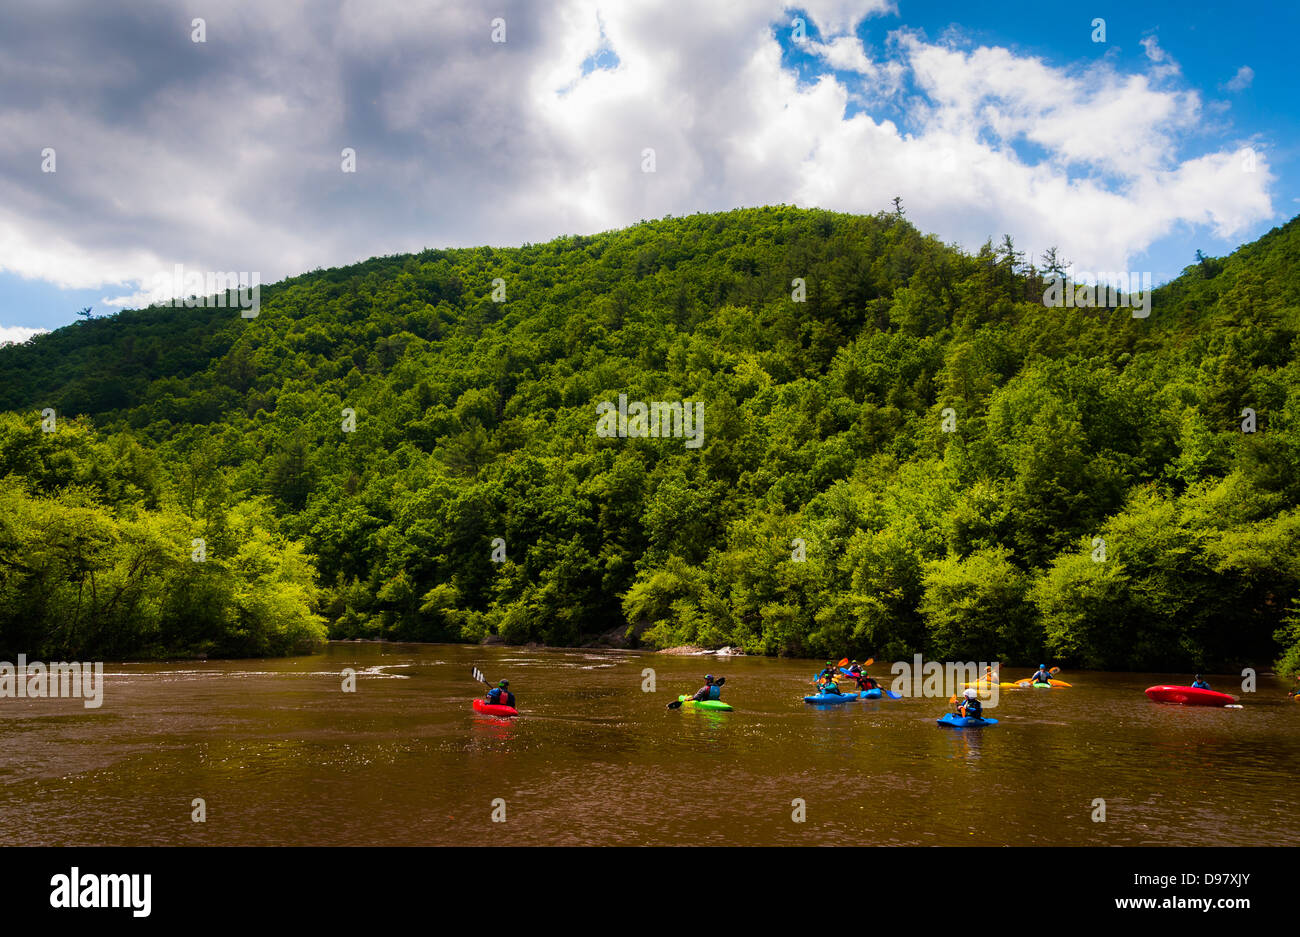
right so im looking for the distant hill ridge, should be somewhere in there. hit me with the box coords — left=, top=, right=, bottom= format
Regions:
left=2, top=205, right=1298, bottom=673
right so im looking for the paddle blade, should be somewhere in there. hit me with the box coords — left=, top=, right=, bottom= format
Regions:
left=472, top=667, right=488, bottom=685
left=667, top=699, right=684, bottom=709
left=714, top=676, right=726, bottom=686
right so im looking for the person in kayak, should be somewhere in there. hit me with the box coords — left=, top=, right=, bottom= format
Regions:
left=956, top=688, right=983, bottom=720
left=1191, top=674, right=1211, bottom=690
left=844, top=662, right=879, bottom=691
left=1029, top=664, right=1053, bottom=685
left=814, top=661, right=843, bottom=694
left=691, top=674, right=723, bottom=702
left=486, top=679, right=515, bottom=708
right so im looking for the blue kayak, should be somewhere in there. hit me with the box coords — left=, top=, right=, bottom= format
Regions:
left=937, top=713, right=999, bottom=727
left=860, top=688, right=882, bottom=699
left=804, top=691, right=860, bottom=704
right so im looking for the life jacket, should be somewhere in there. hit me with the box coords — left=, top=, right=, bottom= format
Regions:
left=708, top=684, right=721, bottom=700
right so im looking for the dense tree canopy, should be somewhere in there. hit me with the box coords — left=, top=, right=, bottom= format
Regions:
left=2, top=206, right=1299, bottom=672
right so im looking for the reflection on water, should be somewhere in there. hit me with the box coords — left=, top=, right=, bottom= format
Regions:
left=939, top=723, right=987, bottom=762
left=0, top=643, right=1297, bottom=845
left=471, top=714, right=519, bottom=745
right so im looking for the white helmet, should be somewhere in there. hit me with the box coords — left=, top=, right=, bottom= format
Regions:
left=963, top=688, right=977, bottom=699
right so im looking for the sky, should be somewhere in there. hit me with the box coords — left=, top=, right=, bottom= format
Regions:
left=0, top=0, right=1295, bottom=342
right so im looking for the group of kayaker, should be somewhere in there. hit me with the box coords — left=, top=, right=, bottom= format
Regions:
left=947, top=662, right=1057, bottom=720
left=479, top=674, right=731, bottom=710
left=482, top=673, right=731, bottom=706
left=478, top=661, right=1275, bottom=717
left=812, top=659, right=881, bottom=695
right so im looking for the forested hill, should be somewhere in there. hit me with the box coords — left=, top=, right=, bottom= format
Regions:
left=3, top=205, right=1300, bottom=674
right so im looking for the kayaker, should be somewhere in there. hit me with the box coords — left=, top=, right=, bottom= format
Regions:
left=1191, top=674, right=1211, bottom=690
left=956, top=688, right=982, bottom=719
left=846, top=663, right=878, bottom=691
left=1029, top=664, right=1053, bottom=685
left=691, top=674, right=723, bottom=702
left=814, top=661, right=843, bottom=693
left=486, top=679, right=515, bottom=708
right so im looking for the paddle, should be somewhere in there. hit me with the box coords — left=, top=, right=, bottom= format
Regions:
left=837, top=657, right=875, bottom=676
left=667, top=676, right=726, bottom=709
left=473, top=666, right=515, bottom=707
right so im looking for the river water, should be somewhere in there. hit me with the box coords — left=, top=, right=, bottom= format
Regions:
left=2, top=643, right=1296, bottom=846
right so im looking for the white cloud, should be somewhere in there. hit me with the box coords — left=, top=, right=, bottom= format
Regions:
left=1225, top=66, right=1254, bottom=92
left=0, top=325, right=48, bottom=345
left=809, top=35, right=876, bottom=74
left=0, top=0, right=1276, bottom=301
left=802, top=0, right=896, bottom=36
left=1139, top=35, right=1182, bottom=81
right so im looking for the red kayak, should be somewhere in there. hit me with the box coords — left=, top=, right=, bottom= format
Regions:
left=1145, top=685, right=1236, bottom=707
left=473, top=698, right=519, bottom=717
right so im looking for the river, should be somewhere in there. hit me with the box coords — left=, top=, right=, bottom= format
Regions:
left=2, top=643, right=1296, bottom=846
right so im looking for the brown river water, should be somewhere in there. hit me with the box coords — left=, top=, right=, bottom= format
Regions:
left=1, top=643, right=1297, bottom=846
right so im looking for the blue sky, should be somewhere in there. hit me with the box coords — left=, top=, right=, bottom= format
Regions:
left=1, top=0, right=1293, bottom=340
left=776, top=1, right=1294, bottom=281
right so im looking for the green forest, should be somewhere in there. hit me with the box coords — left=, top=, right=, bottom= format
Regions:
left=2, top=205, right=1299, bottom=673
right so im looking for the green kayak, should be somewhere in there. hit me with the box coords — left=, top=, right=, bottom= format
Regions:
left=677, top=695, right=733, bottom=711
